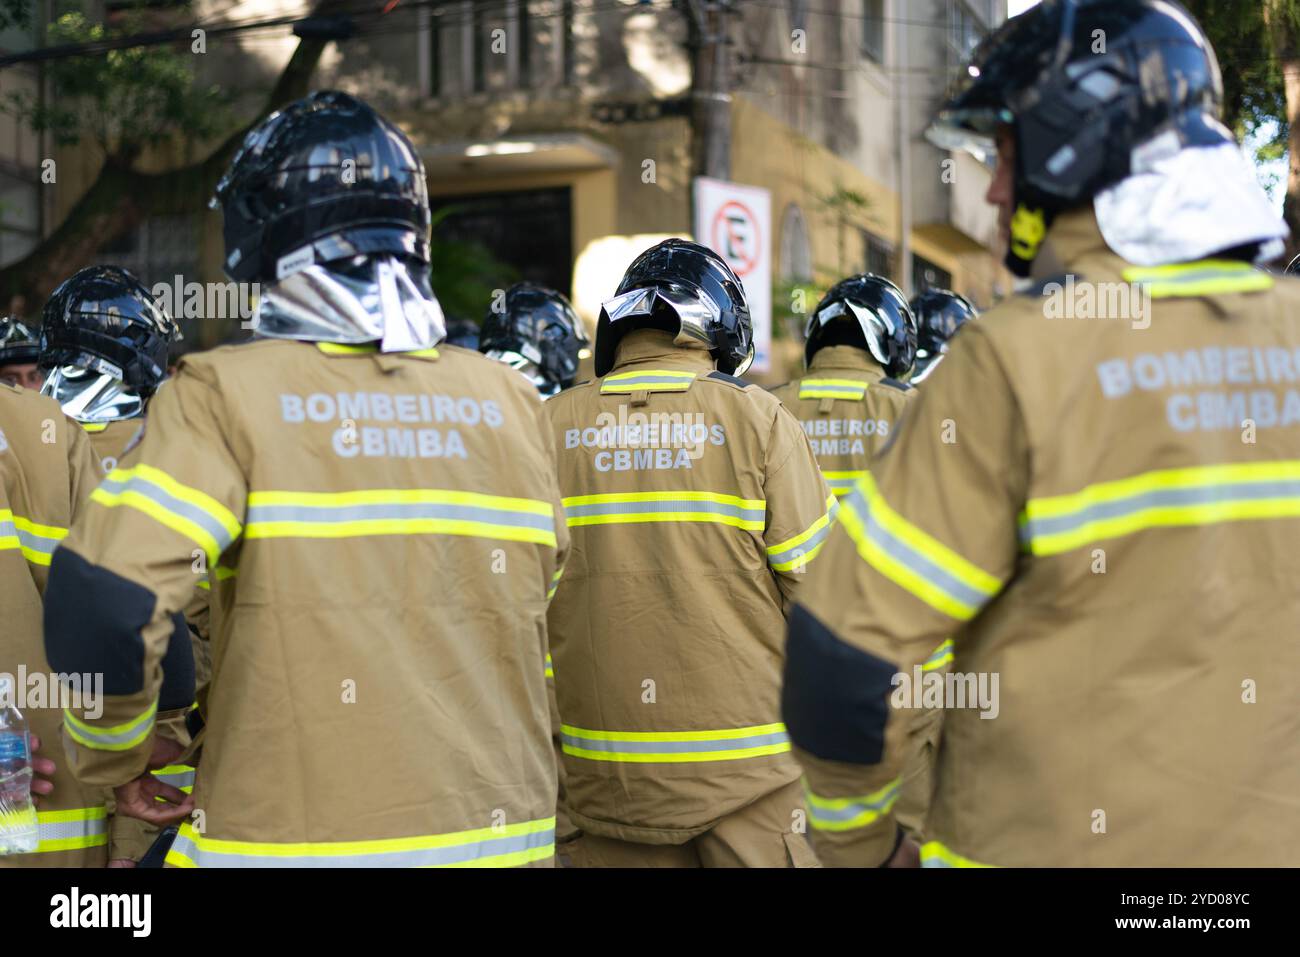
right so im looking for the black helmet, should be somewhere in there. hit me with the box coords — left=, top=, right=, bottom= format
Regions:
left=442, top=317, right=481, bottom=350
left=480, top=282, right=589, bottom=396
left=805, top=274, right=916, bottom=379
left=39, top=266, right=178, bottom=396
left=212, top=90, right=431, bottom=284
left=929, top=0, right=1228, bottom=276
left=0, top=317, right=40, bottom=366
left=909, top=288, right=978, bottom=381
left=595, top=239, right=752, bottom=377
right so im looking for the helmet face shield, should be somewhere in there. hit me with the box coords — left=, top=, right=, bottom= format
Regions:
left=41, top=365, right=145, bottom=423
left=806, top=299, right=895, bottom=369
left=599, top=284, right=719, bottom=351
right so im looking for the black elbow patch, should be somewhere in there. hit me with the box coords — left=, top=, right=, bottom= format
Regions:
left=782, top=603, right=897, bottom=764
left=45, top=548, right=151, bottom=696
left=158, top=613, right=196, bottom=712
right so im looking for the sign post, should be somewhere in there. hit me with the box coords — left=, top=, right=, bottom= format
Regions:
left=693, top=177, right=772, bottom=374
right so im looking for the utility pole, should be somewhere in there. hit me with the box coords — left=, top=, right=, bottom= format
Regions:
left=684, top=0, right=734, bottom=181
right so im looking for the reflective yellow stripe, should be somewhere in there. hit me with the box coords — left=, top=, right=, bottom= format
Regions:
left=803, top=776, right=900, bottom=832
left=921, top=840, right=994, bottom=868
left=35, top=806, right=108, bottom=853
left=560, top=722, right=789, bottom=763
left=91, top=465, right=242, bottom=563
left=544, top=653, right=554, bottom=680
left=245, top=488, right=557, bottom=547
left=80, top=422, right=109, bottom=433
left=0, top=509, right=68, bottom=566
left=547, top=566, right=563, bottom=600
left=839, top=475, right=1002, bottom=620
left=165, top=816, right=554, bottom=868
left=1020, top=461, right=1300, bottom=556
left=922, top=638, right=954, bottom=672
left=197, top=564, right=238, bottom=591
left=1121, top=260, right=1273, bottom=299
left=766, top=495, right=838, bottom=571
left=599, top=369, right=698, bottom=394
left=799, top=378, right=868, bottom=401
left=316, top=342, right=440, bottom=359
left=63, top=700, right=158, bottom=752
left=562, top=490, right=766, bottom=530
left=824, top=470, right=869, bottom=497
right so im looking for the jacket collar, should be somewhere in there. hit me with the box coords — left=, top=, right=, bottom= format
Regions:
left=611, top=329, right=716, bottom=373
left=1032, top=206, right=1130, bottom=284
left=806, top=345, right=885, bottom=380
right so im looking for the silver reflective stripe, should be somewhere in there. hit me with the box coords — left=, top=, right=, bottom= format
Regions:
left=828, top=477, right=860, bottom=493
left=152, top=768, right=196, bottom=790
left=844, top=488, right=989, bottom=611
left=807, top=782, right=899, bottom=826
left=800, top=384, right=864, bottom=398
left=563, top=499, right=765, bottom=523
left=560, top=730, right=789, bottom=754
left=246, top=501, right=555, bottom=533
left=36, top=810, right=107, bottom=849
left=766, top=518, right=834, bottom=568
left=602, top=373, right=695, bottom=388
left=63, top=704, right=156, bottom=750
left=99, top=474, right=237, bottom=553
left=168, top=825, right=555, bottom=868
left=0, top=518, right=63, bottom=558
left=1020, top=479, right=1300, bottom=544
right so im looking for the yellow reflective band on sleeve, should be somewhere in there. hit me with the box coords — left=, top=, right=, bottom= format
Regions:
left=560, top=722, right=789, bottom=763
left=197, top=564, right=238, bottom=591
left=824, top=470, right=869, bottom=497
left=165, top=816, right=555, bottom=868
left=1019, top=461, right=1300, bottom=556
left=921, top=840, right=994, bottom=868
left=34, top=806, right=108, bottom=853
left=599, top=369, right=698, bottom=394
left=0, top=509, right=68, bottom=566
left=1121, top=260, right=1274, bottom=299
left=766, top=495, right=839, bottom=571
left=562, top=491, right=766, bottom=530
left=799, top=378, right=867, bottom=401
left=91, top=465, right=242, bottom=564
left=544, top=653, right=554, bottom=680
left=63, top=700, right=158, bottom=752
left=547, top=566, right=563, bottom=600
left=151, top=764, right=196, bottom=796
left=921, top=638, right=955, bottom=672
left=315, top=342, right=440, bottom=359
left=839, top=475, right=1002, bottom=621
left=245, top=488, right=557, bottom=547
left=803, top=776, right=900, bottom=832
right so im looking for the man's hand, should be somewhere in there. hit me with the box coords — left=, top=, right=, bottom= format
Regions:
left=29, top=733, right=56, bottom=805
left=111, top=735, right=194, bottom=826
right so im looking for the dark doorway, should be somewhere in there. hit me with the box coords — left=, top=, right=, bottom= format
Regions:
left=429, top=186, right=573, bottom=296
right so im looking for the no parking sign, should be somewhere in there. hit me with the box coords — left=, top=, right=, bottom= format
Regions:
left=694, top=177, right=772, bottom=374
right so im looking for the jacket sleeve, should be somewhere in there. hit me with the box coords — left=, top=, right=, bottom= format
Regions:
left=44, top=365, right=246, bottom=787
left=782, top=324, right=1028, bottom=866
left=761, top=402, right=836, bottom=609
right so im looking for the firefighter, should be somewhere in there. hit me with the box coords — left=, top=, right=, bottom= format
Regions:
left=770, top=274, right=917, bottom=498
left=769, top=278, right=939, bottom=842
left=546, top=238, right=833, bottom=867
left=44, top=90, right=568, bottom=867
left=0, top=382, right=106, bottom=866
left=38, top=266, right=180, bottom=476
left=479, top=281, right=589, bottom=398
left=907, top=288, right=978, bottom=385
left=782, top=0, right=1300, bottom=868
left=0, top=317, right=43, bottom=390
left=479, top=280, right=590, bottom=853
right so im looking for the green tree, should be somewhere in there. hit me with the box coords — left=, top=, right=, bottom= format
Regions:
left=1184, top=0, right=1300, bottom=255
left=0, top=0, right=346, bottom=311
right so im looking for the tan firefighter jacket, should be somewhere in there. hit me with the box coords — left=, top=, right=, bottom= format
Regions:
left=82, top=418, right=144, bottom=477
left=0, top=382, right=107, bottom=866
left=785, top=206, right=1300, bottom=867
left=544, top=329, right=834, bottom=843
left=45, top=339, right=568, bottom=868
left=770, top=345, right=916, bottom=498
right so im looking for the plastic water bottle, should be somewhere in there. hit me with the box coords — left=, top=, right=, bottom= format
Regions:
left=0, top=675, right=38, bottom=854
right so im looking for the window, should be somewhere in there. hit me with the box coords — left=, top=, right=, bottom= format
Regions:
left=912, top=254, right=953, bottom=294
left=950, top=1, right=985, bottom=65
left=862, top=0, right=885, bottom=63
left=518, top=0, right=532, bottom=88
left=428, top=4, right=444, bottom=98
left=562, top=0, right=576, bottom=86
left=96, top=214, right=199, bottom=290
left=864, top=232, right=894, bottom=280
